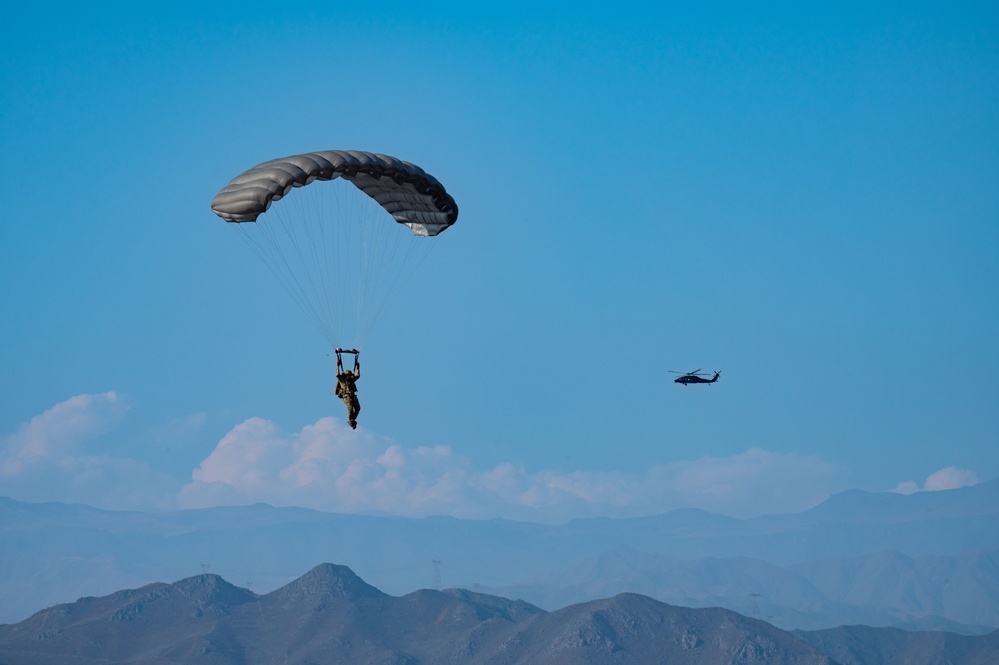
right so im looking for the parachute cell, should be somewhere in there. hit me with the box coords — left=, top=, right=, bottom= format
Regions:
left=211, top=150, right=458, bottom=236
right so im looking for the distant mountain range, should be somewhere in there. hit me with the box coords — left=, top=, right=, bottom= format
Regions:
left=2, top=480, right=997, bottom=634
left=481, top=544, right=999, bottom=633
left=4, top=563, right=997, bottom=665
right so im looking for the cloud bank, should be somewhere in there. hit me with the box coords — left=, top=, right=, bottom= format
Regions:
left=1, top=392, right=128, bottom=476
left=10, top=396, right=981, bottom=521
left=0, top=392, right=178, bottom=507
left=892, top=466, right=980, bottom=495
left=178, top=415, right=841, bottom=521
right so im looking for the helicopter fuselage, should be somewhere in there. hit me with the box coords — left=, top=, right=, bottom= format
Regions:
left=674, top=372, right=720, bottom=385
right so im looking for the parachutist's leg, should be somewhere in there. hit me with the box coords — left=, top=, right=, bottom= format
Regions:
left=348, top=397, right=360, bottom=429
left=341, top=395, right=353, bottom=425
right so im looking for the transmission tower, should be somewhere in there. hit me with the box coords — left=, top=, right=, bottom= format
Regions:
left=750, top=592, right=762, bottom=620
left=432, top=560, right=443, bottom=591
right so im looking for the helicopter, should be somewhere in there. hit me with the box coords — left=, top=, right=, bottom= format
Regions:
left=671, top=369, right=720, bottom=385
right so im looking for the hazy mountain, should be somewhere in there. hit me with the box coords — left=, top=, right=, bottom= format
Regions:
left=553, top=480, right=999, bottom=564
left=790, top=547, right=999, bottom=629
left=4, top=565, right=998, bottom=665
left=0, top=564, right=836, bottom=664
left=2, top=480, right=997, bottom=632
left=481, top=545, right=999, bottom=634
left=791, top=625, right=999, bottom=665
left=482, top=547, right=866, bottom=629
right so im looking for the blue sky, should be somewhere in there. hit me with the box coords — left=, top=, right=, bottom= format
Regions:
left=1, top=2, right=996, bottom=521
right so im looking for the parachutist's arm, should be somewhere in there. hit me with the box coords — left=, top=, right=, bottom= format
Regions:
left=353, top=359, right=360, bottom=379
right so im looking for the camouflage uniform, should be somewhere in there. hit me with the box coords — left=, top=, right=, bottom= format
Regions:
left=335, top=369, right=360, bottom=429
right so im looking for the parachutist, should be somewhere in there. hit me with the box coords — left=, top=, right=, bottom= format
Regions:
left=335, top=350, right=361, bottom=429
left=211, top=152, right=457, bottom=408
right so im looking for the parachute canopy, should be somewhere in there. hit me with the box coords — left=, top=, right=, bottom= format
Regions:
left=210, top=151, right=458, bottom=349
left=211, top=150, right=458, bottom=235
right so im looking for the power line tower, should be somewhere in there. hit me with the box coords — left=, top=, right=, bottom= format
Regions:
left=750, top=592, right=762, bottom=620
left=432, top=560, right=443, bottom=591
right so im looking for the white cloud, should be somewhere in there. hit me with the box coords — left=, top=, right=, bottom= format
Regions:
left=1, top=392, right=128, bottom=477
left=892, top=480, right=921, bottom=495
left=924, top=467, right=979, bottom=491
left=0, top=393, right=178, bottom=507
left=179, top=417, right=480, bottom=516
left=893, top=466, right=980, bottom=494
left=180, top=417, right=841, bottom=521
left=2, top=399, right=847, bottom=520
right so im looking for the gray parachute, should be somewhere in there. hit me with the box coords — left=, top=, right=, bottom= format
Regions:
left=210, top=151, right=458, bottom=350
left=210, top=150, right=458, bottom=236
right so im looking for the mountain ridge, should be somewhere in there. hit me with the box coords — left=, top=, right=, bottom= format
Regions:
left=0, top=565, right=837, bottom=664
left=2, top=480, right=997, bottom=632
left=3, top=564, right=997, bottom=665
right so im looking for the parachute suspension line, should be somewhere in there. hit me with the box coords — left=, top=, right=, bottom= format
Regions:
left=357, top=209, right=385, bottom=346
left=301, top=178, right=337, bottom=348
left=270, top=191, right=337, bottom=345
left=314, top=179, right=340, bottom=346
left=333, top=178, right=363, bottom=349
left=361, top=189, right=442, bottom=345
left=310, top=177, right=356, bottom=348
left=356, top=187, right=391, bottom=348
left=234, top=178, right=361, bottom=350
left=349, top=181, right=369, bottom=348
left=229, top=175, right=446, bottom=353
left=358, top=232, right=440, bottom=346
left=232, top=220, right=335, bottom=348
left=212, top=151, right=458, bottom=356
left=321, top=177, right=396, bottom=350
left=273, top=190, right=320, bottom=334
left=349, top=188, right=407, bottom=348
left=303, top=176, right=365, bottom=350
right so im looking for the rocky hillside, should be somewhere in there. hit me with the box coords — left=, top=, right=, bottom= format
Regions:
left=0, top=564, right=833, bottom=664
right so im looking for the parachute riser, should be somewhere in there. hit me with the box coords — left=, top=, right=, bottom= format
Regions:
left=333, top=348, right=360, bottom=374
